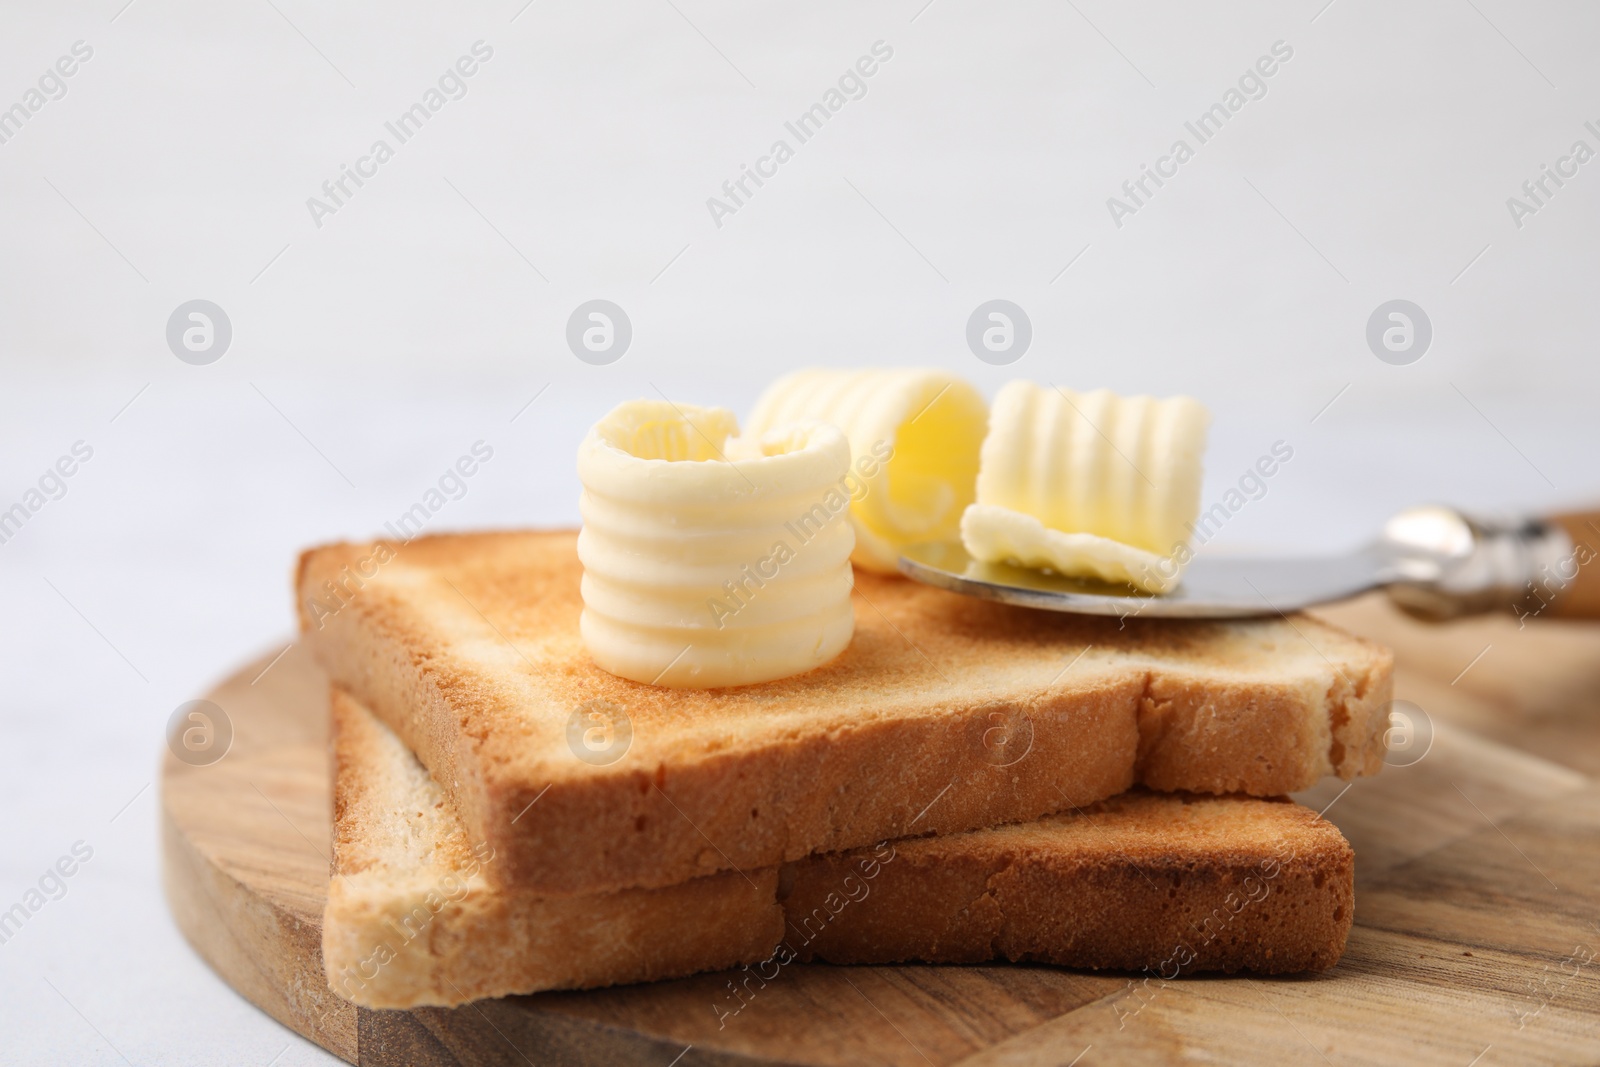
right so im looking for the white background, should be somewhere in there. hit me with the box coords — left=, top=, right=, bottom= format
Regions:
left=2, top=0, right=1597, bottom=1063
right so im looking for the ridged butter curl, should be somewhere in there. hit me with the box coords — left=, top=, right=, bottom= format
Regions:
left=961, top=381, right=1209, bottom=594
left=748, top=368, right=988, bottom=572
left=577, top=399, right=856, bottom=688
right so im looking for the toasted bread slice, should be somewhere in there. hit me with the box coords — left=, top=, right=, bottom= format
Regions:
left=325, top=687, right=782, bottom=1009
left=327, top=688, right=1355, bottom=1008
left=299, top=530, right=1389, bottom=895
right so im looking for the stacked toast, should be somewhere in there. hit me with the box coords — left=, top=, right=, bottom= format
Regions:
left=300, top=529, right=1390, bottom=1009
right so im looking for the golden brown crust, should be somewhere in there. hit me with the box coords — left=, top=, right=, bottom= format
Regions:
left=781, top=791, right=1354, bottom=976
left=300, top=529, right=1389, bottom=896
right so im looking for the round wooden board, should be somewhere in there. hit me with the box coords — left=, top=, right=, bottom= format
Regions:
left=165, top=610, right=1600, bottom=1066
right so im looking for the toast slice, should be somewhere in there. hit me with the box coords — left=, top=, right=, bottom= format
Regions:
left=325, top=687, right=782, bottom=1009
left=299, top=530, right=1389, bottom=895
left=326, top=688, right=1355, bottom=1009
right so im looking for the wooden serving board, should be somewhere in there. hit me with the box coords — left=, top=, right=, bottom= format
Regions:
left=162, top=595, right=1600, bottom=1066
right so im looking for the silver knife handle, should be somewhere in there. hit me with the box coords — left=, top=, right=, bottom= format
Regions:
left=1379, top=505, right=1576, bottom=621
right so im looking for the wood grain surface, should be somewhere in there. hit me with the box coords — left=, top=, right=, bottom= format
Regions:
left=161, top=595, right=1600, bottom=1066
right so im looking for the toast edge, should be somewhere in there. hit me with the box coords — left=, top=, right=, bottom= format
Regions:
left=324, top=686, right=785, bottom=1009
left=782, top=799, right=1355, bottom=978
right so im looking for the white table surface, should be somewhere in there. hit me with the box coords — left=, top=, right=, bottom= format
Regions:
left=3, top=1, right=1598, bottom=1063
